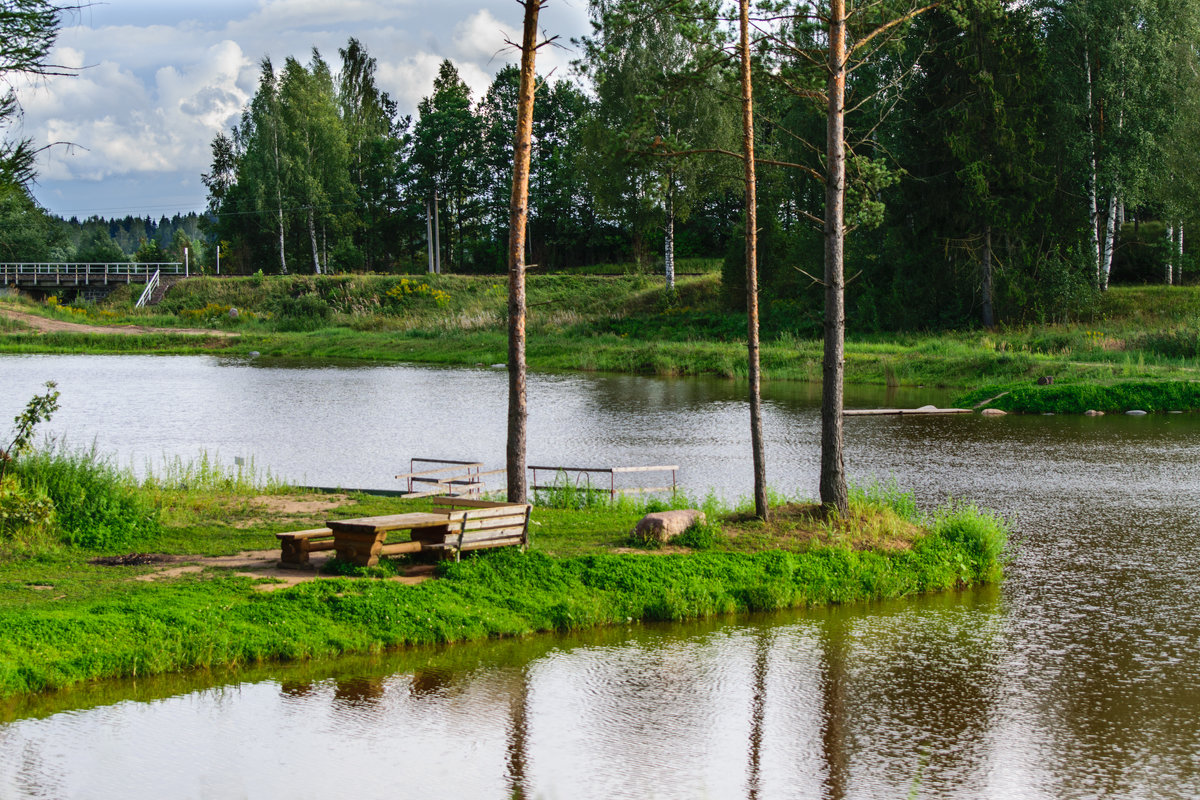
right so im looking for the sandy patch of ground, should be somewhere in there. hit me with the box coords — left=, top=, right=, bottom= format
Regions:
left=252, top=494, right=348, bottom=515
left=230, top=494, right=352, bottom=529
left=0, top=307, right=238, bottom=337
left=118, top=549, right=435, bottom=591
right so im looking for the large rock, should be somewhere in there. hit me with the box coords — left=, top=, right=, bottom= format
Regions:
left=980, top=408, right=1006, bottom=416
left=634, top=510, right=706, bottom=544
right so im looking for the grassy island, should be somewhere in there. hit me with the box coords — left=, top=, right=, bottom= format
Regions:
left=0, top=442, right=1008, bottom=699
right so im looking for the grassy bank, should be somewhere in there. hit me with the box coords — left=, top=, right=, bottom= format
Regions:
left=5, top=276, right=1200, bottom=389
left=0, top=444, right=1008, bottom=698
left=959, top=378, right=1200, bottom=414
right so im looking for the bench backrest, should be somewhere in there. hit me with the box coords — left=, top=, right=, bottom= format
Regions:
left=431, top=497, right=532, bottom=547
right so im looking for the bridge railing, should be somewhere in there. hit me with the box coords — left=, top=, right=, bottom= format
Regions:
left=0, top=262, right=185, bottom=285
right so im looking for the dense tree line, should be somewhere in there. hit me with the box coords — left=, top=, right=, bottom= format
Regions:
left=5, top=2, right=1200, bottom=332
left=197, top=2, right=1200, bottom=328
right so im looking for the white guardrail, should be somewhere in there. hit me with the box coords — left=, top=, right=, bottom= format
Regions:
left=135, top=269, right=161, bottom=308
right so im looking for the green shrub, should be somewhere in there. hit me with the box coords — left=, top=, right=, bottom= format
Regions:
left=675, top=519, right=721, bottom=550
left=271, top=293, right=330, bottom=331
left=0, top=473, right=55, bottom=546
left=13, top=444, right=160, bottom=550
left=930, top=502, right=1008, bottom=582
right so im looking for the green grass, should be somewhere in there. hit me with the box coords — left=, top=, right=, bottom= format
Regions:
left=958, top=378, right=1200, bottom=413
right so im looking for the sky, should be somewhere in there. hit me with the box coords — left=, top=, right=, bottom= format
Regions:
left=14, top=0, right=593, bottom=220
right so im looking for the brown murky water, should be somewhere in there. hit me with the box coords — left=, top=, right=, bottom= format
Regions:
left=2, top=355, right=1199, bottom=798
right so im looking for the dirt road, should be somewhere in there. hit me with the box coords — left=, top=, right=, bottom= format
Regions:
left=0, top=307, right=237, bottom=337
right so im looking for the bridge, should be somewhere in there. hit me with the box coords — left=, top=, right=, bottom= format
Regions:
left=1, top=262, right=187, bottom=306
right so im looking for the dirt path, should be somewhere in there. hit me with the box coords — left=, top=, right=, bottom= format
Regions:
left=0, top=307, right=238, bottom=337
left=104, top=550, right=436, bottom=591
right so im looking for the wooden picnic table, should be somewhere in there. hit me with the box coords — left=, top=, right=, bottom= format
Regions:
left=327, top=511, right=455, bottom=567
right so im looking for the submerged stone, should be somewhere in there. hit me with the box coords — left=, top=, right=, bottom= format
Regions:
left=1126, top=410, right=1148, bottom=416
left=1084, top=409, right=1104, bottom=417
left=981, top=408, right=1006, bottom=416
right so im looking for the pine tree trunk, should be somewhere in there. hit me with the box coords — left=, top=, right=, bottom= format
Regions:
left=506, top=0, right=541, bottom=504
left=981, top=225, right=994, bottom=328
left=433, top=190, right=442, bottom=274
left=739, top=0, right=768, bottom=521
left=426, top=199, right=435, bottom=274
left=821, top=0, right=849, bottom=515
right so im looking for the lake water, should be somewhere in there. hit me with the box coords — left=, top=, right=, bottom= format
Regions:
left=2, top=355, right=1200, bottom=799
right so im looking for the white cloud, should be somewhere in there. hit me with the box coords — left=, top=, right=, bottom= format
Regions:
left=21, top=0, right=593, bottom=216
left=25, top=41, right=251, bottom=184
left=454, top=9, right=520, bottom=63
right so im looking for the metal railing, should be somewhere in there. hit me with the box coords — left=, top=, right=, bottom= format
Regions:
left=0, top=262, right=185, bottom=286
left=135, top=270, right=161, bottom=308
left=528, top=464, right=679, bottom=502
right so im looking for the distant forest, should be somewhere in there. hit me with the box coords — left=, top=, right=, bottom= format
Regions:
left=49, top=213, right=207, bottom=265
left=5, top=0, right=1200, bottom=331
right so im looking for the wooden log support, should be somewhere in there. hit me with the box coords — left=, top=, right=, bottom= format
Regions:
left=276, top=527, right=335, bottom=570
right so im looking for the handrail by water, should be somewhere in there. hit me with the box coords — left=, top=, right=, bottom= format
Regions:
left=135, top=269, right=161, bottom=308
left=528, top=464, right=679, bottom=501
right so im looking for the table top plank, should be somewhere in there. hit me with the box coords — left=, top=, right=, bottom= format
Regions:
left=327, top=511, right=454, bottom=535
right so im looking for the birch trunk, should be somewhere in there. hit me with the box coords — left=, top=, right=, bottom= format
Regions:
left=433, top=190, right=442, bottom=274
left=1167, top=224, right=1175, bottom=285
left=277, top=205, right=287, bottom=275
left=739, top=0, right=768, bottom=520
left=1100, top=192, right=1117, bottom=291
left=308, top=210, right=321, bottom=275
left=665, top=174, right=676, bottom=291
left=1084, top=41, right=1101, bottom=288
left=505, top=0, right=541, bottom=504
left=273, top=126, right=287, bottom=275
left=1179, top=223, right=1185, bottom=285
left=981, top=225, right=994, bottom=328
left=821, top=0, right=849, bottom=515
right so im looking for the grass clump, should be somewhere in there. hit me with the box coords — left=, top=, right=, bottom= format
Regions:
left=11, top=443, right=159, bottom=551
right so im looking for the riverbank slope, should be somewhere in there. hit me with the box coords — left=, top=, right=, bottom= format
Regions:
left=4, top=276, right=1200, bottom=390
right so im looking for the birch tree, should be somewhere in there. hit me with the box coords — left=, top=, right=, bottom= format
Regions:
left=241, top=59, right=290, bottom=273
left=581, top=0, right=736, bottom=286
left=1043, top=0, right=1185, bottom=290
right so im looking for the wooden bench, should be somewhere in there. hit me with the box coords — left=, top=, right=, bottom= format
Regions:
left=276, top=527, right=336, bottom=570
left=279, top=500, right=534, bottom=569
left=422, top=497, right=532, bottom=560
